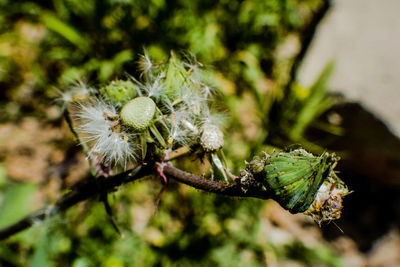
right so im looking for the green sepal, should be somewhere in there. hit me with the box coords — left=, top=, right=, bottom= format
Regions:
left=164, top=52, right=188, bottom=98
left=149, top=124, right=167, bottom=148
left=210, top=153, right=228, bottom=182
left=140, top=134, right=147, bottom=160
left=100, top=80, right=137, bottom=106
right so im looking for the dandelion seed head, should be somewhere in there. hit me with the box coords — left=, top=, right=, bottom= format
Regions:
left=201, top=108, right=226, bottom=128
left=57, top=89, right=74, bottom=104
left=169, top=126, right=194, bottom=147
left=199, top=83, right=216, bottom=99
left=67, top=51, right=226, bottom=167
left=129, top=74, right=165, bottom=99
left=70, top=80, right=95, bottom=95
left=182, top=52, right=203, bottom=74
left=145, top=75, right=165, bottom=98
left=90, top=130, right=138, bottom=168
left=181, top=53, right=216, bottom=99
left=74, top=100, right=116, bottom=132
left=75, top=102, right=114, bottom=146
left=158, top=95, right=176, bottom=114
left=177, top=85, right=207, bottom=115
left=74, top=99, right=137, bottom=167
left=167, top=107, right=200, bottom=146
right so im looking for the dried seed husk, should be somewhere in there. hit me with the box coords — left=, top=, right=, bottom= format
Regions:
left=304, top=171, right=350, bottom=225
left=200, top=123, right=224, bottom=152
left=120, top=97, right=156, bottom=131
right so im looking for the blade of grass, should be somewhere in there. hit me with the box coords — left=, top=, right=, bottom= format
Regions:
left=290, top=61, right=335, bottom=141
left=41, top=13, right=89, bottom=51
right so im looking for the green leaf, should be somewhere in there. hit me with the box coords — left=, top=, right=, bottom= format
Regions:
left=30, top=228, right=51, bottom=267
left=290, top=61, right=335, bottom=141
left=41, top=13, right=89, bottom=51
left=0, top=183, right=36, bottom=228
left=0, top=164, right=6, bottom=188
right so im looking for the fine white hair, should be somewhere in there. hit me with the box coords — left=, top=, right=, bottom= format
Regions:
left=74, top=99, right=137, bottom=168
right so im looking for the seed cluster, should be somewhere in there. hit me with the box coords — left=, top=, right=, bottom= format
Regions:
left=62, top=52, right=225, bottom=171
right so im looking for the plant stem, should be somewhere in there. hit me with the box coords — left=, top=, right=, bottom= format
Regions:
left=0, top=163, right=270, bottom=240
left=163, top=164, right=269, bottom=199
left=164, top=146, right=191, bottom=161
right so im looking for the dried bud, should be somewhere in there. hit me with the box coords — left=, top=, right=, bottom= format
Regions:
left=120, top=97, right=156, bottom=131
left=200, top=123, right=224, bottom=152
left=247, top=157, right=265, bottom=174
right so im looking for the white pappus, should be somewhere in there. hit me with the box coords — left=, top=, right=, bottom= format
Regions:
left=74, top=99, right=138, bottom=168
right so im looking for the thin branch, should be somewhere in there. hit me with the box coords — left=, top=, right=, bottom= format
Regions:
left=0, top=165, right=153, bottom=240
left=100, top=193, right=122, bottom=236
left=164, top=146, right=191, bottom=161
left=0, top=163, right=270, bottom=240
left=163, top=164, right=270, bottom=199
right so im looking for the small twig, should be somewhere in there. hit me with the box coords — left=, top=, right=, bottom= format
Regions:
left=163, top=164, right=269, bottom=199
left=155, top=163, right=168, bottom=185
left=163, top=146, right=191, bottom=161
left=154, top=183, right=167, bottom=214
left=224, top=167, right=240, bottom=182
left=100, top=193, right=122, bottom=236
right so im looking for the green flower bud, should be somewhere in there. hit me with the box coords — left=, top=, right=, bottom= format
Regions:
left=120, top=97, right=156, bottom=131
left=261, top=149, right=345, bottom=214
left=101, top=80, right=137, bottom=106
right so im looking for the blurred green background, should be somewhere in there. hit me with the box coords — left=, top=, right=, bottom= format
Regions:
left=0, top=0, right=345, bottom=266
